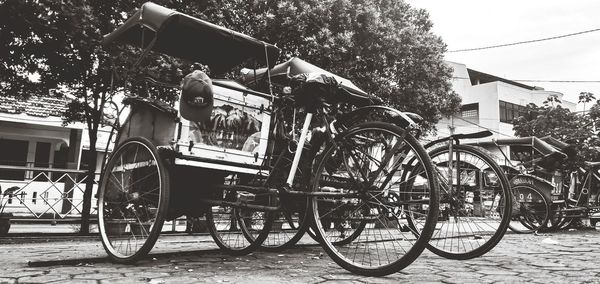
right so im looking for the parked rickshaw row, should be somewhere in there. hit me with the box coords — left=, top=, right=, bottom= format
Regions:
left=97, top=2, right=593, bottom=277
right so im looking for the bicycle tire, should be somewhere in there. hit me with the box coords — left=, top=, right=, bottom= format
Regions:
left=309, top=122, right=439, bottom=276
left=507, top=184, right=551, bottom=233
left=98, top=137, right=170, bottom=263
left=206, top=174, right=273, bottom=255
left=423, top=144, right=511, bottom=259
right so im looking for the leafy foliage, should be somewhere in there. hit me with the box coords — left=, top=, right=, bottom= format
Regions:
left=513, top=94, right=600, bottom=163
left=209, top=0, right=461, bottom=131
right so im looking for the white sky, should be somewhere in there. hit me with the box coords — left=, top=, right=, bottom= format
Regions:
left=407, top=0, right=600, bottom=104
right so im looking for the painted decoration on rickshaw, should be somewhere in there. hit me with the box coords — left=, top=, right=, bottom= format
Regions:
left=177, top=81, right=271, bottom=168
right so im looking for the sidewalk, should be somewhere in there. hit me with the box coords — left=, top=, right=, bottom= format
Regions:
left=1, top=231, right=600, bottom=283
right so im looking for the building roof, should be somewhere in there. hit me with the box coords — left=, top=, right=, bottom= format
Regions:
left=467, top=68, right=536, bottom=90
left=0, top=95, right=68, bottom=118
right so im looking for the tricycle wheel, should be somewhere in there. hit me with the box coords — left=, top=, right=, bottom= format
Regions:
left=98, top=137, right=170, bottom=263
left=310, top=122, right=439, bottom=276
left=417, top=144, right=511, bottom=260
left=508, top=184, right=550, bottom=233
left=257, top=206, right=311, bottom=251
left=206, top=175, right=273, bottom=255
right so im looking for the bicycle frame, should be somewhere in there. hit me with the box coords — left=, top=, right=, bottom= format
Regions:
left=425, top=130, right=493, bottom=193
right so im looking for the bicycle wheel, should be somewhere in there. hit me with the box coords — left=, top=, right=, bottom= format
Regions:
left=98, top=137, right=170, bottom=263
left=232, top=150, right=312, bottom=251
left=310, top=122, right=439, bottom=276
left=258, top=206, right=311, bottom=250
left=424, top=145, right=511, bottom=259
left=206, top=175, right=273, bottom=255
left=508, top=184, right=551, bottom=233
left=260, top=151, right=312, bottom=251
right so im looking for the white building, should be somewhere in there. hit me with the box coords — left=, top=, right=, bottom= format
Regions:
left=436, top=61, right=576, bottom=139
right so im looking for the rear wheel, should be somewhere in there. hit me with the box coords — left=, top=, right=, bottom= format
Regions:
left=98, top=137, right=169, bottom=263
left=423, top=145, right=511, bottom=259
left=259, top=207, right=310, bottom=250
left=508, top=184, right=551, bottom=233
left=206, top=175, right=273, bottom=255
left=258, top=152, right=312, bottom=251
left=310, top=122, right=439, bottom=276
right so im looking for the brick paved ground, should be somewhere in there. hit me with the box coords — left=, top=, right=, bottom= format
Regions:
left=1, top=230, right=600, bottom=283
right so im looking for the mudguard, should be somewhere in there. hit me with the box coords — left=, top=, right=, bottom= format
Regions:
left=510, top=174, right=556, bottom=201
left=335, top=105, right=421, bottom=131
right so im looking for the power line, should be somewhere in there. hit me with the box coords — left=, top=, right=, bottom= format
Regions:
left=450, top=115, right=514, bottom=138
left=513, top=79, right=600, bottom=83
left=448, top=28, right=600, bottom=53
left=453, top=76, right=600, bottom=83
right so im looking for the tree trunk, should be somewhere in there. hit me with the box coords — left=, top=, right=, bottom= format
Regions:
left=79, top=136, right=98, bottom=235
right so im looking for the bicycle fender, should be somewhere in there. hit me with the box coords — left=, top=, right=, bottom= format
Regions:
left=336, top=105, right=420, bottom=130
left=510, top=174, right=554, bottom=201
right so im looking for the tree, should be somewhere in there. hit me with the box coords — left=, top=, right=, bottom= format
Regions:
left=210, top=0, right=461, bottom=132
left=513, top=99, right=581, bottom=140
left=513, top=94, right=600, bottom=163
left=579, top=91, right=596, bottom=114
left=1, top=0, right=458, bottom=232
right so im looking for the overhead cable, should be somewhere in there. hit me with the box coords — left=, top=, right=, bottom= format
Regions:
left=448, top=28, right=600, bottom=53
left=452, top=77, right=600, bottom=83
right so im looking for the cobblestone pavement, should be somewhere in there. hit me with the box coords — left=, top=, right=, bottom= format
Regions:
left=1, top=230, right=600, bottom=283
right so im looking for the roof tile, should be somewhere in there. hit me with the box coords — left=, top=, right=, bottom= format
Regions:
left=0, top=95, right=69, bottom=118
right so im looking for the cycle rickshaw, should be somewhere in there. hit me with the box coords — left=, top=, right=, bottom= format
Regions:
left=491, top=136, right=568, bottom=232
left=98, top=2, right=440, bottom=276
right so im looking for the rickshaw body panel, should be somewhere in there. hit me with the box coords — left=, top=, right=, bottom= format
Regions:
left=176, top=80, right=272, bottom=173
left=116, top=97, right=178, bottom=147
left=117, top=80, right=272, bottom=175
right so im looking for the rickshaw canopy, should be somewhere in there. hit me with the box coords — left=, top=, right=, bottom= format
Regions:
left=493, top=136, right=568, bottom=170
left=103, top=2, right=280, bottom=74
left=242, top=57, right=369, bottom=97
left=494, top=136, right=563, bottom=157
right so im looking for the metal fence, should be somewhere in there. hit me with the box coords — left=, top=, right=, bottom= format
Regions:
left=0, top=164, right=191, bottom=234
left=0, top=165, right=97, bottom=220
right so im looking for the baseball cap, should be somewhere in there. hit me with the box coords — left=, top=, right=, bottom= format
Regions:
left=179, top=70, right=213, bottom=122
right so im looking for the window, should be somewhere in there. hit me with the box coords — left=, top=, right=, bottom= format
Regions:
left=34, top=142, right=51, bottom=181
left=80, top=149, right=93, bottom=170
left=52, top=146, right=68, bottom=182
left=499, top=101, right=527, bottom=123
left=0, top=139, right=28, bottom=180
left=460, top=103, right=479, bottom=118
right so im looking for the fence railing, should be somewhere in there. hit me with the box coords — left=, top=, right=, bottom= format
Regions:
left=0, top=164, right=191, bottom=235
left=0, top=165, right=98, bottom=220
